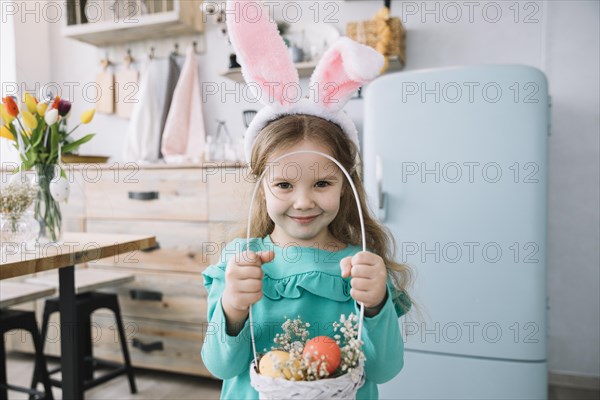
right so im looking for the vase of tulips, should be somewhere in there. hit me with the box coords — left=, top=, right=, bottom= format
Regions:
left=1, top=92, right=96, bottom=243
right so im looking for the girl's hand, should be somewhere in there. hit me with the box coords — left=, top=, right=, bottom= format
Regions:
left=340, top=251, right=388, bottom=315
left=222, top=250, right=275, bottom=329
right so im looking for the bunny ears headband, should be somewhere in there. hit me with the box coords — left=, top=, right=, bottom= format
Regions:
left=225, top=0, right=385, bottom=162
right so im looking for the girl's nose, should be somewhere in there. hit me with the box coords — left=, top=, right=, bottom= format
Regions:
left=293, top=189, right=315, bottom=210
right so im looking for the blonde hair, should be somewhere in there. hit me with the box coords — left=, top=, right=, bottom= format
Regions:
left=234, top=114, right=415, bottom=315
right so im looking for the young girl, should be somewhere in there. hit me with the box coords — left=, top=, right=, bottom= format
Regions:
left=201, top=1, right=413, bottom=398
left=201, top=115, right=413, bottom=399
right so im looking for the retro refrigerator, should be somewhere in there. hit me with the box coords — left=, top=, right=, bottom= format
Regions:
left=362, top=65, right=549, bottom=399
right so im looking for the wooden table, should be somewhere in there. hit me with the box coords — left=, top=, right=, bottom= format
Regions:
left=1, top=232, right=157, bottom=400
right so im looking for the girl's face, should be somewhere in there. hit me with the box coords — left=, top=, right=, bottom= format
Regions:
left=262, top=139, right=345, bottom=249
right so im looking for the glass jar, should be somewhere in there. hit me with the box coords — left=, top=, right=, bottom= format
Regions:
left=0, top=210, right=40, bottom=252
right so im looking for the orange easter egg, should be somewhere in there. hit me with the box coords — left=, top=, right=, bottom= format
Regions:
left=302, top=336, right=341, bottom=374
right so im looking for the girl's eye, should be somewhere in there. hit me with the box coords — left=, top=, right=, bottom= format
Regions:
left=315, top=181, right=331, bottom=188
left=276, top=182, right=292, bottom=189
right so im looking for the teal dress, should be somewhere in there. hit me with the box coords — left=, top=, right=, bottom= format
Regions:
left=201, top=235, right=410, bottom=400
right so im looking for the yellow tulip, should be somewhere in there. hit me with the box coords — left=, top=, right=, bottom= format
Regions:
left=80, top=108, right=95, bottom=124
left=0, top=104, right=15, bottom=125
left=37, top=102, right=48, bottom=116
left=22, top=110, right=38, bottom=129
left=0, top=125, right=14, bottom=141
left=24, top=93, right=38, bottom=113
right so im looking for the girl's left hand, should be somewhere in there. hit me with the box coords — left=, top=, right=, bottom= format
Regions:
left=340, top=251, right=388, bottom=311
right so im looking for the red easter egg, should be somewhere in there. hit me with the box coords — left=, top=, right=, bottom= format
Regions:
left=302, top=336, right=341, bottom=374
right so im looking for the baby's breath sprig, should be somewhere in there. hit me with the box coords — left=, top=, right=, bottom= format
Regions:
left=273, top=316, right=310, bottom=352
left=0, top=179, right=38, bottom=228
left=265, top=313, right=364, bottom=381
left=332, top=313, right=365, bottom=377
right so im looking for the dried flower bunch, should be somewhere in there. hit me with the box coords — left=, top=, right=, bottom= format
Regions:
left=258, top=313, right=365, bottom=382
left=0, top=179, right=38, bottom=217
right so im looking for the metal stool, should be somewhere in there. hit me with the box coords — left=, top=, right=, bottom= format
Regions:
left=28, top=269, right=136, bottom=395
left=0, top=282, right=56, bottom=400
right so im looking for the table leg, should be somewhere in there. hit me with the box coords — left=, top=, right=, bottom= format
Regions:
left=59, top=265, right=83, bottom=399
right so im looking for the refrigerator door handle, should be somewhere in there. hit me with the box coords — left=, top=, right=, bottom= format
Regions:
left=378, top=191, right=388, bottom=222
left=376, top=155, right=387, bottom=222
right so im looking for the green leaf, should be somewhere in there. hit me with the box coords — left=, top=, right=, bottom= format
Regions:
left=61, top=133, right=95, bottom=154
left=30, top=126, right=44, bottom=148
left=20, top=131, right=31, bottom=147
left=49, top=123, right=59, bottom=164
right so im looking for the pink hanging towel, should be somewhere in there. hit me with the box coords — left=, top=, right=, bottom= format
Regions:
left=160, top=46, right=206, bottom=163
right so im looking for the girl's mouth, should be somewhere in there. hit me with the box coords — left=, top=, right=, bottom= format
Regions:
left=289, top=215, right=320, bottom=224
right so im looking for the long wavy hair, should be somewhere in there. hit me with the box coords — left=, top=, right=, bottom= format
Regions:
left=233, top=114, right=415, bottom=313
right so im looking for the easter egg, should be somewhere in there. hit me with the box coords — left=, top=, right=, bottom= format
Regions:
left=259, top=350, right=303, bottom=380
left=49, top=177, right=70, bottom=202
left=302, top=336, right=341, bottom=374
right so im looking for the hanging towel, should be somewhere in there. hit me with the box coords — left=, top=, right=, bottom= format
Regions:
left=160, top=46, right=206, bottom=163
left=158, top=52, right=181, bottom=159
left=123, top=57, right=168, bottom=163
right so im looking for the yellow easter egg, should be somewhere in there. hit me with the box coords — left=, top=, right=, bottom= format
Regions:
left=259, top=350, right=303, bottom=381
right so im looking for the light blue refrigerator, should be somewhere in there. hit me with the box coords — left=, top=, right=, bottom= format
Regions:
left=362, top=65, right=549, bottom=399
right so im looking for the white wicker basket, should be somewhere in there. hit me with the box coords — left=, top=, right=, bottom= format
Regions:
left=245, top=150, right=368, bottom=399
left=249, top=359, right=365, bottom=400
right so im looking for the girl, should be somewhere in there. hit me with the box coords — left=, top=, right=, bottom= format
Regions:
left=201, top=115, right=414, bottom=399
left=201, top=1, right=413, bottom=398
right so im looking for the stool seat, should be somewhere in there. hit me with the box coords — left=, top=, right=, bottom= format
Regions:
left=25, top=269, right=134, bottom=294
left=0, top=282, right=56, bottom=309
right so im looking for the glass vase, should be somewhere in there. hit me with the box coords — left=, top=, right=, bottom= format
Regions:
left=33, top=164, right=63, bottom=243
left=0, top=210, right=40, bottom=252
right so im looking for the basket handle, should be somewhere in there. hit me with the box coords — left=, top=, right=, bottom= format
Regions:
left=245, top=150, right=367, bottom=369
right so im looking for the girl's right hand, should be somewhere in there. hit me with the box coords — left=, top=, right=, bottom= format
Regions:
left=222, top=250, right=275, bottom=324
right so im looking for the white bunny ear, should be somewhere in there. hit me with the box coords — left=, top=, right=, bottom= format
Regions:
left=309, top=37, right=385, bottom=111
left=226, top=0, right=300, bottom=108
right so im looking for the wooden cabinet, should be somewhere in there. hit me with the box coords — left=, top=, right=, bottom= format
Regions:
left=82, top=163, right=253, bottom=378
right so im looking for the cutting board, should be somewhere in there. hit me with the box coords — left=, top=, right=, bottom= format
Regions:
left=115, top=68, right=139, bottom=118
left=95, top=69, right=114, bottom=114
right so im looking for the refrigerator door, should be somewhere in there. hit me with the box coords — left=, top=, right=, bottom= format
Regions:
left=362, top=65, right=548, bottom=398
left=378, top=351, right=548, bottom=400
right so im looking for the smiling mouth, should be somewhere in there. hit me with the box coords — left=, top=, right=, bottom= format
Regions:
left=289, top=215, right=320, bottom=223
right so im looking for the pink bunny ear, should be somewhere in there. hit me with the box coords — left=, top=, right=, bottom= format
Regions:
left=226, top=0, right=299, bottom=108
left=309, top=37, right=385, bottom=111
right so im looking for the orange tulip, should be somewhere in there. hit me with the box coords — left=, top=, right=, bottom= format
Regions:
left=2, top=96, right=19, bottom=117
left=52, top=96, right=60, bottom=110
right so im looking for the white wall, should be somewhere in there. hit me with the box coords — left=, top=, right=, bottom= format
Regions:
left=544, top=0, right=599, bottom=378
left=0, top=6, right=18, bottom=163
left=3, top=0, right=599, bottom=377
